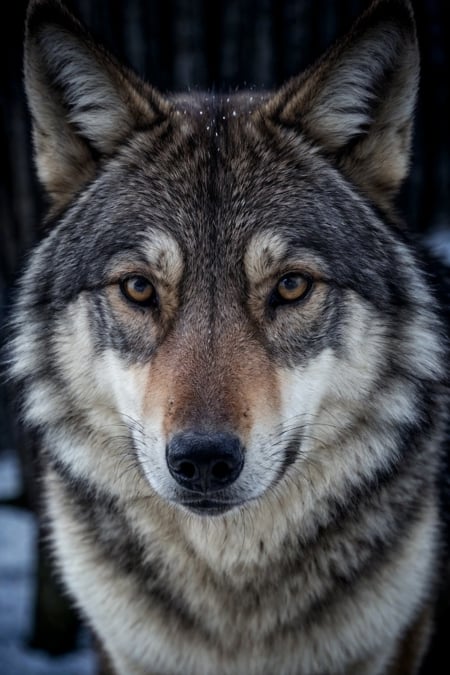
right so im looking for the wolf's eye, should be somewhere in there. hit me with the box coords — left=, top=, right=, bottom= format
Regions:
left=120, top=276, right=155, bottom=306
left=271, top=273, right=312, bottom=305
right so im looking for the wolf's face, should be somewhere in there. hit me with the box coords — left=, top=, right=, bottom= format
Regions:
left=11, top=0, right=443, bottom=518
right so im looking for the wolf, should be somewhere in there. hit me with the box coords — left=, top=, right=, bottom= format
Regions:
left=8, top=0, right=449, bottom=673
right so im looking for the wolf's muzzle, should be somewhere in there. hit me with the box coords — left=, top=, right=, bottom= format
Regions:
left=166, top=431, right=244, bottom=493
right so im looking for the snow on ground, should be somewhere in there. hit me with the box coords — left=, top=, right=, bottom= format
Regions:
left=0, top=449, right=96, bottom=675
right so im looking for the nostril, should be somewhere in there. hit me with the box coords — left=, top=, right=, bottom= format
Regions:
left=178, top=461, right=197, bottom=479
left=211, top=460, right=232, bottom=481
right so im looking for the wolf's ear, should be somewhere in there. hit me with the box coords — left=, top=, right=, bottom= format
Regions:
left=24, top=0, right=171, bottom=210
left=264, top=0, right=419, bottom=212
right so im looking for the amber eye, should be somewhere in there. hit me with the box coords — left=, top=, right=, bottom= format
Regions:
left=120, top=276, right=155, bottom=306
left=272, top=273, right=312, bottom=305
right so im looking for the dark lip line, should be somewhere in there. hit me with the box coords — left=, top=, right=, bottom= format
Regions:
left=177, top=499, right=243, bottom=507
left=172, top=498, right=246, bottom=514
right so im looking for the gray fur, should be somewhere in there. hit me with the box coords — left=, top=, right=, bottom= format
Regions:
left=8, top=1, right=449, bottom=674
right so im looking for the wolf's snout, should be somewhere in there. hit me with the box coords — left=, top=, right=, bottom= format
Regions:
left=166, top=431, right=244, bottom=493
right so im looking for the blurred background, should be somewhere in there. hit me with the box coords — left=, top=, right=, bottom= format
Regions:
left=0, top=0, right=449, bottom=673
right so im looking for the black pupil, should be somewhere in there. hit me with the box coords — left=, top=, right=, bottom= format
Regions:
left=132, top=277, right=149, bottom=294
left=282, top=276, right=300, bottom=290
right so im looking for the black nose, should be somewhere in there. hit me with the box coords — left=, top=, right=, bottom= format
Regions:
left=166, top=431, right=244, bottom=493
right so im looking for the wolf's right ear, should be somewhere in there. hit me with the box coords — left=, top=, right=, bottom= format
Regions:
left=24, top=0, right=171, bottom=211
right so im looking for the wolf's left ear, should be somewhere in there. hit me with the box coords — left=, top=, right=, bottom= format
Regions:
left=264, top=0, right=419, bottom=211
left=24, top=0, right=171, bottom=210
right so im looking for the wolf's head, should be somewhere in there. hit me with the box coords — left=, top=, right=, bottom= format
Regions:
left=10, top=0, right=444, bottom=518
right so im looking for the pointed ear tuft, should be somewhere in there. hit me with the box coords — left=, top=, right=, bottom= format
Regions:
left=24, top=0, right=171, bottom=210
left=264, top=0, right=419, bottom=211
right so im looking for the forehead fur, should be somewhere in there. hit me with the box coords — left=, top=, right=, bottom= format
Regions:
left=31, top=97, right=400, bottom=314
left=123, top=230, right=183, bottom=287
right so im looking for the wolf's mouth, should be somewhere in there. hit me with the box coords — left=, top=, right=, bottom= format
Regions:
left=179, top=498, right=241, bottom=516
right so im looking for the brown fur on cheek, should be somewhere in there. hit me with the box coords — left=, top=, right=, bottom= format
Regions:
left=143, top=326, right=281, bottom=444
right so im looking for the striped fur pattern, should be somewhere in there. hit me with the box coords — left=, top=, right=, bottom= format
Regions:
left=8, top=1, right=449, bottom=673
